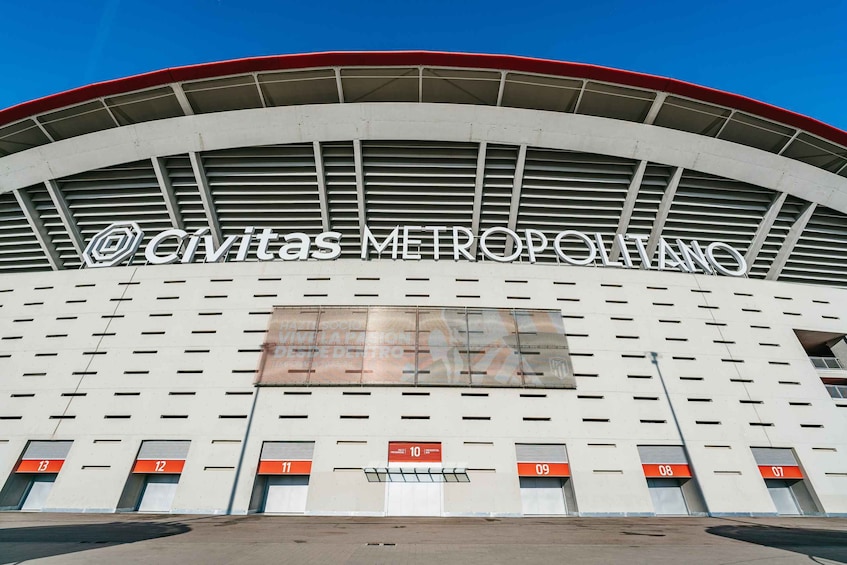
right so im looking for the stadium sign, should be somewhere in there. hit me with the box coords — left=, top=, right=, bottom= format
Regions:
left=83, top=222, right=747, bottom=276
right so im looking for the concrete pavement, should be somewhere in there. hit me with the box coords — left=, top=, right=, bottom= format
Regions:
left=1, top=514, right=846, bottom=564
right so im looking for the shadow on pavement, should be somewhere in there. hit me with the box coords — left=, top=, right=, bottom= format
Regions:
left=707, top=524, right=847, bottom=564
left=0, top=520, right=190, bottom=564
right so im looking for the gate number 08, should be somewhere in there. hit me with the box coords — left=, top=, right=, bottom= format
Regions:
left=658, top=465, right=674, bottom=476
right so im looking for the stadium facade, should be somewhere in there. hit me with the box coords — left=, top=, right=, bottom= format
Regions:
left=0, top=52, right=846, bottom=517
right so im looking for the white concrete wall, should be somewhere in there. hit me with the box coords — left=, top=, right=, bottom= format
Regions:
left=1, top=103, right=846, bottom=214
left=1, top=259, right=846, bottom=516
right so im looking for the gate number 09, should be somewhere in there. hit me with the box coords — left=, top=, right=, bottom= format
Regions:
left=535, top=463, right=550, bottom=475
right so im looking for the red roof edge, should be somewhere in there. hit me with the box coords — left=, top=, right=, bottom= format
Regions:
left=1, top=51, right=845, bottom=148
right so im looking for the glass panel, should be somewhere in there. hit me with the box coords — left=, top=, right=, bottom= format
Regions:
left=309, top=346, right=362, bottom=385
left=366, top=308, right=417, bottom=348
left=417, top=347, right=470, bottom=385
left=316, top=308, right=367, bottom=345
left=258, top=345, right=314, bottom=385
left=469, top=347, right=522, bottom=387
left=419, top=308, right=467, bottom=347
left=362, top=346, right=416, bottom=385
left=466, top=309, right=517, bottom=348
left=514, top=310, right=568, bottom=349
left=267, top=308, right=319, bottom=345
left=520, top=349, right=574, bottom=388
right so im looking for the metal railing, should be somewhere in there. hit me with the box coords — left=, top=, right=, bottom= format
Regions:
left=810, top=356, right=844, bottom=370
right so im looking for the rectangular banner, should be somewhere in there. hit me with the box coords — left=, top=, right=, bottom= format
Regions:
left=16, top=459, right=65, bottom=473
left=257, top=306, right=575, bottom=389
left=388, top=442, right=442, bottom=463
left=641, top=464, right=692, bottom=478
left=258, top=460, right=313, bottom=475
left=132, top=459, right=186, bottom=474
left=758, top=465, right=803, bottom=479
left=517, top=462, right=570, bottom=477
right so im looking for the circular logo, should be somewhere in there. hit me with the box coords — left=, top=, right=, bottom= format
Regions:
left=83, top=222, right=145, bottom=268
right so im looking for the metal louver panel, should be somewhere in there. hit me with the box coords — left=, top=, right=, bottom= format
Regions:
left=637, top=445, right=688, bottom=465
left=515, top=444, right=568, bottom=462
left=661, top=171, right=772, bottom=256
left=260, top=441, right=316, bottom=460
left=362, top=141, right=477, bottom=259
left=27, top=183, right=79, bottom=268
left=478, top=144, right=519, bottom=256
left=749, top=195, right=807, bottom=279
left=322, top=141, right=359, bottom=258
left=628, top=164, right=672, bottom=237
left=137, top=440, right=191, bottom=459
left=751, top=447, right=798, bottom=466
left=202, top=145, right=323, bottom=261
left=516, top=149, right=635, bottom=262
left=56, top=160, right=173, bottom=259
left=163, top=155, right=208, bottom=234
left=780, top=204, right=847, bottom=286
left=0, top=190, right=52, bottom=272
left=22, top=441, right=73, bottom=460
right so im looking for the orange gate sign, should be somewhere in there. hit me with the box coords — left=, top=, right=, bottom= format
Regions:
left=132, top=459, right=186, bottom=474
left=758, top=465, right=803, bottom=479
left=388, top=442, right=442, bottom=463
left=641, top=464, right=692, bottom=478
left=16, top=459, right=65, bottom=473
left=517, top=462, right=570, bottom=477
left=258, top=460, right=313, bottom=475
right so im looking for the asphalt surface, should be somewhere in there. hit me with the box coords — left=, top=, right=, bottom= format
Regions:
left=1, top=514, right=846, bottom=564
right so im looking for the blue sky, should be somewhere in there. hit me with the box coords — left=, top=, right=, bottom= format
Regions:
left=1, top=0, right=845, bottom=130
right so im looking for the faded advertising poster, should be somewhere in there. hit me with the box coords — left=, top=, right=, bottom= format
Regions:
left=256, top=307, right=575, bottom=388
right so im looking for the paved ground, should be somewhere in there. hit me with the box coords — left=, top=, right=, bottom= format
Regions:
left=1, top=514, right=846, bottom=564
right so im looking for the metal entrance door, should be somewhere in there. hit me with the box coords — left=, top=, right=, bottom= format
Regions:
left=20, top=476, right=55, bottom=511
left=386, top=482, right=442, bottom=516
left=263, top=475, right=309, bottom=513
left=520, top=477, right=567, bottom=515
left=765, top=480, right=801, bottom=515
left=646, top=478, right=689, bottom=515
left=137, top=475, right=179, bottom=513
